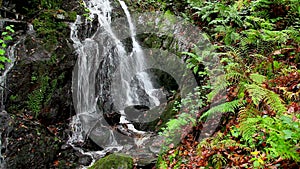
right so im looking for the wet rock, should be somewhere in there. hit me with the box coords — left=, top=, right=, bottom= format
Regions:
left=0, top=110, right=12, bottom=161
left=5, top=114, right=60, bottom=168
left=0, top=110, right=12, bottom=134
left=124, top=105, right=150, bottom=121
left=132, top=94, right=180, bottom=132
left=89, top=153, right=133, bottom=169
left=1, top=0, right=84, bottom=168
left=78, top=154, right=93, bottom=166
left=104, top=111, right=121, bottom=126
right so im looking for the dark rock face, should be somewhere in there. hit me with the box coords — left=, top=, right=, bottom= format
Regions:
left=4, top=114, right=77, bottom=169
left=124, top=105, right=150, bottom=121
left=0, top=0, right=83, bottom=168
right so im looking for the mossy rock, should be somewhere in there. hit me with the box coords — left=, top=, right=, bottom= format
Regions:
left=132, top=93, right=181, bottom=132
left=89, top=153, right=133, bottom=169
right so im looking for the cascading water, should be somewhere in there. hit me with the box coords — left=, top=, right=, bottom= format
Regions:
left=118, top=0, right=160, bottom=108
left=69, top=0, right=163, bottom=167
left=0, top=45, right=16, bottom=108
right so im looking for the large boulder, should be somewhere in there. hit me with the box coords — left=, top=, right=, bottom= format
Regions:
left=89, top=153, right=134, bottom=169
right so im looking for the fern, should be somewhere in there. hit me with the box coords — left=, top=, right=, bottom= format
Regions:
left=250, top=73, right=267, bottom=84
left=239, top=117, right=261, bottom=148
left=200, top=99, right=247, bottom=120
left=207, top=77, right=231, bottom=102
left=245, top=84, right=268, bottom=105
left=264, top=91, right=286, bottom=114
left=245, top=84, right=286, bottom=114
left=278, top=87, right=300, bottom=102
left=238, top=105, right=260, bottom=122
left=239, top=115, right=300, bottom=161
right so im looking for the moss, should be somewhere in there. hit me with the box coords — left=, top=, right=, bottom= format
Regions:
left=40, top=0, right=62, bottom=9
left=89, top=153, right=133, bottom=169
left=67, top=11, right=77, bottom=22
left=27, top=76, right=50, bottom=117
left=32, top=10, right=68, bottom=51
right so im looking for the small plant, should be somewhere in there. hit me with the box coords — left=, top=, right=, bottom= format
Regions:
left=0, top=25, right=15, bottom=69
left=27, top=76, right=49, bottom=117
left=41, top=0, right=62, bottom=9
left=159, top=87, right=206, bottom=150
left=32, top=10, right=68, bottom=51
left=79, top=0, right=92, bottom=21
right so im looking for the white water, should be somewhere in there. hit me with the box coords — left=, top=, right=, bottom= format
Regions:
left=69, top=0, right=162, bottom=167
left=69, top=15, right=113, bottom=163
left=0, top=45, right=16, bottom=108
left=118, top=0, right=160, bottom=108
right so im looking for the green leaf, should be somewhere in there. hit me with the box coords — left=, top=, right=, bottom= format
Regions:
left=280, top=116, right=292, bottom=124
left=282, top=130, right=293, bottom=140
left=250, top=73, right=266, bottom=84
left=273, top=61, right=280, bottom=69
left=200, top=99, right=246, bottom=120
left=4, top=36, right=13, bottom=41
left=0, top=56, right=10, bottom=62
left=0, top=49, right=5, bottom=55
left=193, top=66, right=199, bottom=74
left=253, top=160, right=260, bottom=167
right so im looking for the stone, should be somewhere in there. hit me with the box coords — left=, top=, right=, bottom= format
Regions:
left=78, top=154, right=93, bottom=166
left=89, top=153, right=133, bottom=169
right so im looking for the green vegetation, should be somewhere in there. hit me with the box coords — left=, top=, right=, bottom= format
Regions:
left=27, top=74, right=58, bottom=118
left=159, top=87, right=205, bottom=147
left=88, top=153, right=133, bottom=169
left=24, top=0, right=77, bottom=51
left=21, top=0, right=74, bottom=118
left=32, top=10, right=68, bottom=51
left=27, top=76, right=49, bottom=117
left=0, top=25, right=15, bottom=69
left=128, top=0, right=300, bottom=168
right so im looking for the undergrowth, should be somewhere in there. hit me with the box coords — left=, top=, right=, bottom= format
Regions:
left=155, top=0, right=300, bottom=168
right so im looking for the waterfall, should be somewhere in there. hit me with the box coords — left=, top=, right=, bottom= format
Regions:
left=69, top=1, right=162, bottom=166
left=0, top=44, right=16, bottom=108
left=118, top=0, right=160, bottom=108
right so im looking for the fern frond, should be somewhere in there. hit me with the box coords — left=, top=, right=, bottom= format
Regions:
left=207, top=75, right=231, bottom=102
left=245, top=84, right=268, bottom=106
left=238, top=105, right=260, bottom=122
left=278, top=87, right=300, bottom=102
left=245, top=84, right=286, bottom=114
left=239, top=117, right=261, bottom=143
left=265, top=91, right=286, bottom=115
left=225, top=71, right=243, bottom=82
left=200, top=99, right=247, bottom=120
left=249, top=73, right=267, bottom=84
left=240, top=115, right=300, bottom=161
